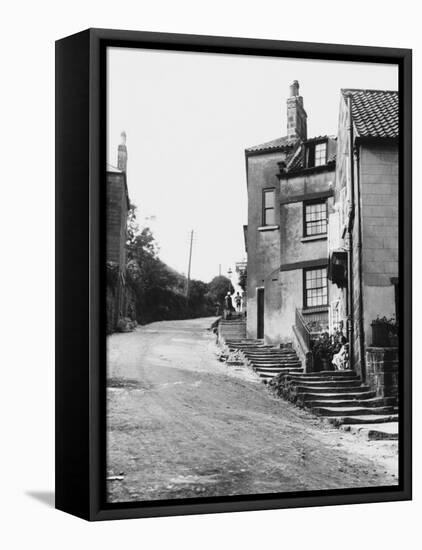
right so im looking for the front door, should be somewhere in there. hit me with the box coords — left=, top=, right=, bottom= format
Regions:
left=257, top=288, right=264, bottom=339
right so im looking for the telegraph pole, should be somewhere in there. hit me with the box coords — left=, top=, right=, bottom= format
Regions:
left=185, top=230, right=194, bottom=297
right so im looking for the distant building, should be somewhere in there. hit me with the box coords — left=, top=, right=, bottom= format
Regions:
left=106, top=132, right=134, bottom=333
left=328, top=89, right=399, bottom=383
left=235, top=260, right=247, bottom=276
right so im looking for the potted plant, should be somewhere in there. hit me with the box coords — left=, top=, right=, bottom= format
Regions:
left=371, top=316, right=397, bottom=347
left=311, top=330, right=348, bottom=371
left=311, top=332, right=333, bottom=372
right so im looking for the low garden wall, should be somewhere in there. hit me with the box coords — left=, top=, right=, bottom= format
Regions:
left=366, top=347, right=399, bottom=402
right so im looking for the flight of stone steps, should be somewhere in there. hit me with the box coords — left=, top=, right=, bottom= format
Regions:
left=219, top=317, right=303, bottom=379
left=218, top=317, right=247, bottom=341
left=217, top=319, right=398, bottom=440
left=270, top=370, right=398, bottom=440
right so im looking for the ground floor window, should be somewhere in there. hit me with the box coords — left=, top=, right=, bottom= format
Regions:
left=304, top=267, right=328, bottom=308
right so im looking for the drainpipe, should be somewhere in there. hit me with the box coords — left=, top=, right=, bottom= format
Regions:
left=354, top=146, right=366, bottom=380
left=346, top=94, right=355, bottom=371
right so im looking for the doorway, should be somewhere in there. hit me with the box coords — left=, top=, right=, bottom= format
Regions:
left=257, top=288, right=264, bottom=339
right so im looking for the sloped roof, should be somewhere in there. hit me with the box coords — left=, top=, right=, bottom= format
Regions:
left=106, top=163, right=123, bottom=173
left=342, top=89, right=398, bottom=139
left=245, top=135, right=295, bottom=153
left=285, top=136, right=336, bottom=173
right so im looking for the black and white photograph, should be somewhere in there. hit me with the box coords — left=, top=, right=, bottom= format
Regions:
left=105, top=47, right=401, bottom=504
left=3, top=0, right=420, bottom=542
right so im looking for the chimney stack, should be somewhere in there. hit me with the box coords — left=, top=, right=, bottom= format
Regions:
left=117, top=131, right=127, bottom=172
left=286, top=80, right=307, bottom=141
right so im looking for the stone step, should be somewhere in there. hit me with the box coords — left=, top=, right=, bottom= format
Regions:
left=254, top=365, right=302, bottom=372
left=286, top=372, right=359, bottom=382
left=245, top=349, right=294, bottom=353
left=257, top=370, right=302, bottom=379
left=298, top=370, right=357, bottom=377
left=286, top=372, right=358, bottom=380
left=288, top=379, right=362, bottom=388
left=232, top=350, right=272, bottom=354
left=294, top=385, right=370, bottom=394
left=227, top=343, right=270, bottom=348
left=249, top=358, right=300, bottom=364
left=300, top=390, right=377, bottom=402
left=225, top=338, right=262, bottom=342
left=326, top=414, right=398, bottom=425
left=225, top=340, right=264, bottom=350
left=252, top=361, right=301, bottom=367
left=246, top=351, right=297, bottom=361
left=305, top=397, right=388, bottom=408
left=341, top=422, right=399, bottom=440
left=224, top=338, right=257, bottom=342
left=247, top=351, right=298, bottom=355
left=313, top=405, right=395, bottom=417
left=247, top=357, right=298, bottom=361
left=254, top=366, right=302, bottom=374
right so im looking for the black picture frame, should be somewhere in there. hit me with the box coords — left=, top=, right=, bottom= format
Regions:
left=55, top=28, right=412, bottom=521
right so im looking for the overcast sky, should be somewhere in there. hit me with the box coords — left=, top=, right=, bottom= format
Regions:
left=107, top=48, right=397, bottom=283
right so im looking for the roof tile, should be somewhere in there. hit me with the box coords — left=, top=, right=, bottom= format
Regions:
left=245, top=136, right=294, bottom=153
left=342, top=89, right=398, bottom=139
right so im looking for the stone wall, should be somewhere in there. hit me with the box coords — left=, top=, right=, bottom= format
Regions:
left=106, top=170, right=130, bottom=333
left=366, top=347, right=399, bottom=402
left=106, top=172, right=128, bottom=267
left=106, top=277, right=137, bottom=335
left=359, top=142, right=398, bottom=372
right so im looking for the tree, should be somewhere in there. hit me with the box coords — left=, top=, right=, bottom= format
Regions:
left=125, top=202, right=217, bottom=323
left=206, top=276, right=234, bottom=308
left=187, top=279, right=213, bottom=317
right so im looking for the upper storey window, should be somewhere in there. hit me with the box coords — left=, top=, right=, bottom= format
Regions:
left=304, top=200, right=327, bottom=236
left=314, top=142, right=327, bottom=166
left=306, top=141, right=327, bottom=168
left=263, top=188, right=275, bottom=225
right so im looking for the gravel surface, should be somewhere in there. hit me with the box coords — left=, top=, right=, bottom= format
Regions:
left=106, top=317, right=398, bottom=503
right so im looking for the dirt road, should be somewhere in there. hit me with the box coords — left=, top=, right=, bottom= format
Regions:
left=107, top=317, right=398, bottom=503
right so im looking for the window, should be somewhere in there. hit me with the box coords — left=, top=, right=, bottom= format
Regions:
left=304, top=267, right=328, bottom=308
left=304, top=200, right=327, bottom=236
left=314, top=142, right=327, bottom=166
left=263, top=189, right=275, bottom=225
left=306, top=141, right=327, bottom=167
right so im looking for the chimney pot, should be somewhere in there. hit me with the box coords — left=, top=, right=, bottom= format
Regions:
left=286, top=81, right=307, bottom=141
left=290, top=80, right=300, bottom=97
left=117, top=131, right=128, bottom=172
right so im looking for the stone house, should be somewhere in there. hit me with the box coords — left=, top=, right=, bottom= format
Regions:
left=106, top=133, right=136, bottom=333
left=328, top=89, right=398, bottom=394
left=245, top=81, right=336, bottom=355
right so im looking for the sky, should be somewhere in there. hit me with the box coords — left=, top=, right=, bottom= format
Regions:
left=107, top=48, right=398, bottom=284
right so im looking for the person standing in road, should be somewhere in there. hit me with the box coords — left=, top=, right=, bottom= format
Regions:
left=234, top=292, right=242, bottom=313
left=224, top=292, right=233, bottom=319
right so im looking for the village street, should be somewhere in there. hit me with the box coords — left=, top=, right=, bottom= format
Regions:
left=107, top=317, right=398, bottom=503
